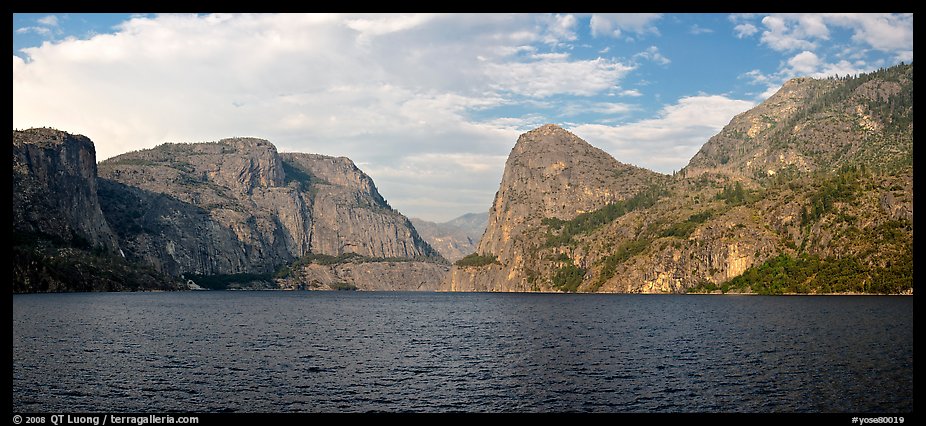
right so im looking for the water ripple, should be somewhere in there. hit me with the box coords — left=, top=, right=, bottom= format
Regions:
left=13, top=292, right=913, bottom=413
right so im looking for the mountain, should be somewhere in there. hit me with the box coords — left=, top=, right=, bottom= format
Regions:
left=410, top=212, right=489, bottom=262
left=13, top=128, right=180, bottom=292
left=444, top=124, right=666, bottom=292
left=685, top=66, right=912, bottom=178
left=445, top=63, right=913, bottom=294
left=13, top=128, right=119, bottom=251
left=13, top=131, right=447, bottom=292
left=13, top=64, right=912, bottom=294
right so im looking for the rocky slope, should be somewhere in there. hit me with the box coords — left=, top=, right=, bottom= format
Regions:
left=96, top=139, right=442, bottom=280
left=275, top=254, right=449, bottom=291
left=445, top=63, right=913, bottom=294
left=685, top=66, right=912, bottom=178
left=13, top=128, right=119, bottom=251
left=281, top=153, right=437, bottom=260
left=444, top=124, right=666, bottom=291
left=411, top=212, right=488, bottom=262
left=13, top=128, right=181, bottom=292
left=14, top=132, right=445, bottom=292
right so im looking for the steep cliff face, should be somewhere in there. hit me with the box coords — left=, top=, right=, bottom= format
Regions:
left=444, top=124, right=665, bottom=292
left=446, top=63, right=912, bottom=294
left=96, top=139, right=441, bottom=279
left=411, top=212, right=488, bottom=262
left=14, top=130, right=444, bottom=292
left=13, top=128, right=119, bottom=251
left=96, top=179, right=255, bottom=277
left=480, top=124, right=661, bottom=257
left=13, top=129, right=179, bottom=292
left=98, top=139, right=311, bottom=275
left=281, top=153, right=439, bottom=260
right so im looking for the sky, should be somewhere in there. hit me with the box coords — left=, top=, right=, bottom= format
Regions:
left=13, top=13, right=914, bottom=222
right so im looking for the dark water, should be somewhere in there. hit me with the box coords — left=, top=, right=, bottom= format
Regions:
left=12, top=292, right=913, bottom=413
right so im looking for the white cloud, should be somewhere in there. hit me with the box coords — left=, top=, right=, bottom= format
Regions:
left=13, top=13, right=650, bottom=221
left=798, top=14, right=830, bottom=38
left=593, top=102, right=635, bottom=115
left=787, top=50, right=822, bottom=74
left=485, top=56, right=634, bottom=98
left=741, top=48, right=882, bottom=101
left=571, top=95, right=755, bottom=173
left=758, top=85, right=782, bottom=100
left=824, top=13, right=913, bottom=52
left=733, top=23, right=758, bottom=38
left=361, top=150, right=514, bottom=222
left=782, top=50, right=876, bottom=79
left=736, top=13, right=911, bottom=102
left=16, top=15, right=62, bottom=38
left=813, top=60, right=872, bottom=79
left=752, top=13, right=911, bottom=57
left=690, top=24, right=714, bottom=35
left=760, top=15, right=818, bottom=51
left=557, top=101, right=636, bottom=117
left=15, top=26, right=52, bottom=36
left=14, top=13, right=910, bottom=221
left=633, top=46, right=670, bottom=65
left=589, top=13, right=663, bottom=38
left=344, top=13, right=439, bottom=37
left=589, top=15, right=617, bottom=38
left=37, top=15, right=60, bottom=26
left=740, top=69, right=772, bottom=85
left=542, top=14, right=578, bottom=44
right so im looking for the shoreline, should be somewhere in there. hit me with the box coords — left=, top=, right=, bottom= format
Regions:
left=13, top=289, right=914, bottom=296
left=684, top=292, right=913, bottom=296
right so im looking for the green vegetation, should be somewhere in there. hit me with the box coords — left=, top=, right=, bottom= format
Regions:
left=184, top=272, right=274, bottom=290
left=300, top=252, right=364, bottom=265
left=780, top=63, right=913, bottom=139
left=659, top=211, right=713, bottom=239
left=13, top=231, right=177, bottom=293
left=801, top=164, right=866, bottom=225
left=689, top=250, right=911, bottom=295
left=104, top=158, right=159, bottom=167
left=104, top=156, right=195, bottom=174
left=282, top=160, right=321, bottom=190
left=544, top=184, right=667, bottom=247
left=454, top=253, right=499, bottom=267
left=276, top=252, right=442, bottom=278
left=552, top=264, right=586, bottom=293
left=715, top=181, right=752, bottom=205
left=590, top=239, right=651, bottom=292
left=331, top=282, right=358, bottom=291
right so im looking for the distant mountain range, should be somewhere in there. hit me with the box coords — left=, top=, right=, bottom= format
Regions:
left=13, top=63, right=912, bottom=294
left=411, top=213, right=488, bottom=262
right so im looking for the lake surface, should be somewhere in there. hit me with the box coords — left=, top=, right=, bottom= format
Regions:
left=12, top=292, right=913, bottom=413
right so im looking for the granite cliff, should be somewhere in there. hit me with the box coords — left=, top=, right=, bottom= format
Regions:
left=13, top=64, right=912, bottom=294
left=13, top=128, right=119, bottom=251
left=445, top=63, right=913, bottom=294
left=13, top=132, right=446, bottom=292
left=13, top=128, right=179, bottom=292
left=445, top=124, right=665, bottom=291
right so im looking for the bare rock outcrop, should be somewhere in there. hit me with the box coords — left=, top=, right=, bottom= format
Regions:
left=13, top=128, right=119, bottom=251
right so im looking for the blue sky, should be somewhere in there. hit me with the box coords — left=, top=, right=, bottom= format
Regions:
left=13, top=13, right=914, bottom=221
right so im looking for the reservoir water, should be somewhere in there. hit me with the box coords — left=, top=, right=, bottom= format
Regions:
left=12, top=291, right=913, bottom=413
